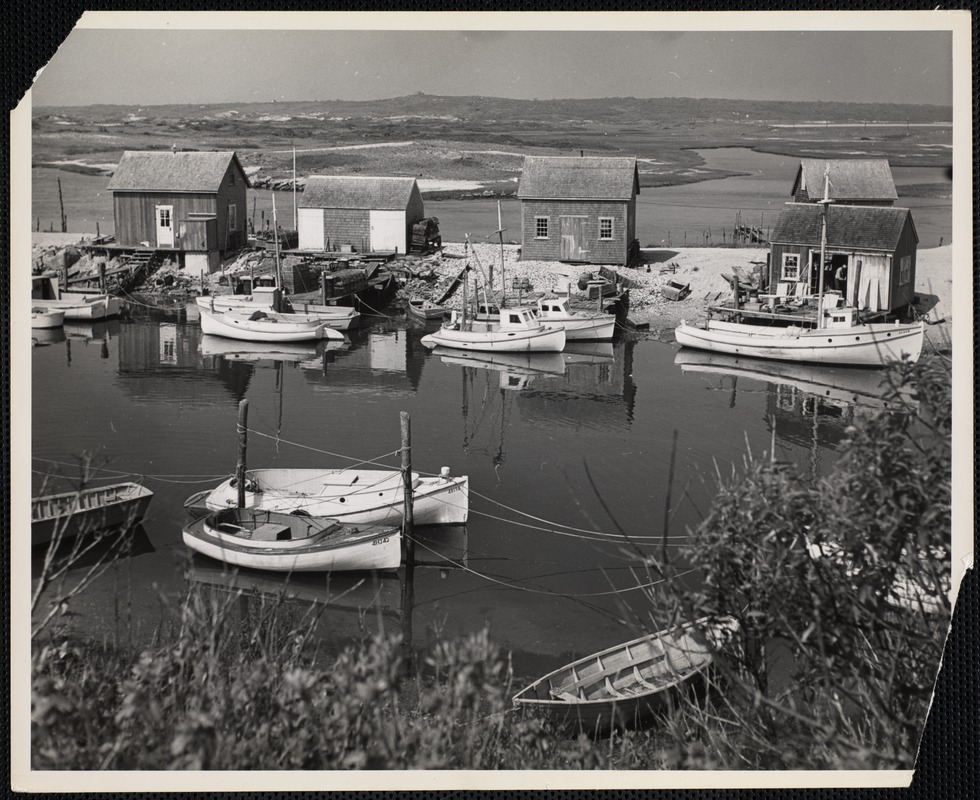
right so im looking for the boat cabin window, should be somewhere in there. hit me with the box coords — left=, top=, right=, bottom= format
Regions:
left=508, top=314, right=522, bottom=325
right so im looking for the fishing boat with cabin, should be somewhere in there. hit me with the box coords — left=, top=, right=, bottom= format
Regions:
left=513, top=616, right=738, bottom=735
left=182, top=508, right=401, bottom=572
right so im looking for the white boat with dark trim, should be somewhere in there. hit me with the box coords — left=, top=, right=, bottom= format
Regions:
left=182, top=507, right=401, bottom=572
left=199, top=307, right=343, bottom=343
left=185, top=467, right=469, bottom=527
left=674, top=309, right=924, bottom=367
left=476, top=297, right=616, bottom=341
left=421, top=306, right=565, bottom=353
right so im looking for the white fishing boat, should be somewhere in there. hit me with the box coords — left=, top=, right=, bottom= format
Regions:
left=195, top=290, right=360, bottom=331
left=182, top=508, right=401, bottom=572
left=674, top=169, right=924, bottom=368
left=198, top=307, right=342, bottom=343
left=31, top=273, right=121, bottom=320
left=31, top=307, right=65, bottom=329
left=185, top=466, right=469, bottom=527
left=675, top=313, right=924, bottom=367
left=422, top=306, right=565, bottom=353
left=476, top=296, right=616, bottom=342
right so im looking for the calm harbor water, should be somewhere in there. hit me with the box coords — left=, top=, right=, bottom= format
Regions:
left=32, top=147, right=953, bottom=250
left=30, top=307, right=906, bottom=679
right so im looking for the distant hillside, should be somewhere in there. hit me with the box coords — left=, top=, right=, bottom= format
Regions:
left=34, top=93, right=952, bottom=126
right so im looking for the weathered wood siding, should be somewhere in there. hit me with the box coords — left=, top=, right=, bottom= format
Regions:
left=405, top=184, right=425, bottom=227
left=888, top=216, right=918, bottom=311
left=111, top=163, right=247, bottom=253
left=321, top=209, right=372, bottom=252
left=520, top=199, right=632, bottom=265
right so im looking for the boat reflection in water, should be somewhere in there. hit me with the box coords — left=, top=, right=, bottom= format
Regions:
left=184, top=524, right=468, bottom=653
left=432, top=347, right=567, bottom=391
left=198, top=335, right=346, bottom=365
left=674, top=349, right=919, bottom=472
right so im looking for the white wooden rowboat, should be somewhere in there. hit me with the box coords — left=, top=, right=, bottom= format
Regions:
left=32, top=482, right=154, bottom=546
left=185, top=467, right=469, bottom=527
left=196, top=292, right=360, bottom=330
left=199, top=307, right=342, bottom=343
left=182, top=508, right=401, bottom=572
left=407, top=297, right=447, bottom=321
left=31, top=274, right=121, bottom=319
left=513, top=616, right=738, bottom=735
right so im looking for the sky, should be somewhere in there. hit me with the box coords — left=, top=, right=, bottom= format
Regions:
left=31, top=27, right=953, bottom=108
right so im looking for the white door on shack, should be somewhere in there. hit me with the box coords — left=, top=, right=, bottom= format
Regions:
left=369, top=210, right=406, bottom=253
left=298, top=208, right=325, bottom=250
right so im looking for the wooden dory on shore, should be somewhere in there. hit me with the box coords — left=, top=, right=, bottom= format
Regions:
left=512, top=616, right=738, bottom=735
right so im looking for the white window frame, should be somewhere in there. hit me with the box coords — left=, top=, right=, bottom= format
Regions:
left=899, top=255, right=911, bottom=285
left=781, top=253, right=801, bottom=281
left=228, top=203, right=238, bottom=232
left=534, top=216, right=549, bottom=239
left=598, top=217, right=614, bottom=240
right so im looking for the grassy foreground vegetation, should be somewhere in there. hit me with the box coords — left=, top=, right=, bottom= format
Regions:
left=31, top=358, right=951, bottom=771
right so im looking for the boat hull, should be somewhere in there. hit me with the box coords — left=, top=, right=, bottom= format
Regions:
left=187, top=468, right=469, bottom=527
left=421, top=325, right=566, bottom=353
left=407, top=299, right=447, bottom=321
left=675, top=319, right=924, bottom=367
left=32, top=482, right=154, bottom=546
left=199, top=308, right=328, bottom=342
left=31, top=309, right=66, bottom=329
left=540, top=315, right=616, bottom=341
left=182, top=510, right=401, bottom=572
left=285, top=301, right=360, bottom=330
left=39, top=296, right=118, bottom=320
left=512, top=617, right=736, bottom=736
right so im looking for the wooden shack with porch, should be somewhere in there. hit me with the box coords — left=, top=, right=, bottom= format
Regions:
left=517, top=156, right=640, bottom=266
left=767, top=203, right=918, bottom=315
left=107, top=150, right=250, bottom=272
left=297, top=176, right=424, bottom=254
left=791, top=159, right=898, bottom=206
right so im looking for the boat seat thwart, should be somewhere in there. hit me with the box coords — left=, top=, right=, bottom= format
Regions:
left=218, top=521, right=291, bottom=541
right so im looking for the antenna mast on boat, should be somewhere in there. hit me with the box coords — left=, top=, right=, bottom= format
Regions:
left=272, top=193, right=283, bottom=294
left=497, top=200, right=506, bottom=307
left=816, top=165, right=834, bottom=330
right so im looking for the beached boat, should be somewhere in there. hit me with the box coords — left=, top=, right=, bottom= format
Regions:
left=674, top=314, right=924, bottom=367
left=184, top=467, right=469, bottom=527
left=32, top=482, right=154, bottom=546
left=421, top=306, right=565, bottom=353
left=512, top=617, right=738, bottom=735
left=198, top=307, right=342, bottom=343
left=182, top=508, right=401, bottom=572
left=406, top=296, right=447, bottom=321
left=31, top=307, right=65, bottom=329
left=31, top=273, right=121, bottom=320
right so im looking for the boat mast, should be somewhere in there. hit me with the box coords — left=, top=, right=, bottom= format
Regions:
left=272, top=194, right=283, bottom=304
left=816, top=165, right=833, bottom=330
left=497, top=200, right=506, bottom=308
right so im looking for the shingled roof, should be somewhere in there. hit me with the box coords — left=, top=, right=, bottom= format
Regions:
left=770, top=203, right=917, bottom=251
left=300, top=176, right=419, bottom=209
left=107, top=151, right=249, bottom=192
left=517, top=156, right=640, bottom=200
left=792, top=159, right=898, bottom=202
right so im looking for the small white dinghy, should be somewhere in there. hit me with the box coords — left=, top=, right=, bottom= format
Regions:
left=199, top=307, right=342, bottom=343
left=31, top=307, right=65, bottom=329
left=31, top=273, right=121, bottom=320
left=421, top=306, right=566, bottom=353
left=195, top=290, right=360, bottom=331
left=185, top=467, right=469, bottom=527
left=183, top=508, right=401, bottom=572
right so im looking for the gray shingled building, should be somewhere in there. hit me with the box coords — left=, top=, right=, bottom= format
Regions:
left=517, top=156, right=640, bottom=266
left=768, top=203, right=918, bottom=314
left=107, top=150, right=250, bottom=269
left=297, top=176, right=424, bottom=254
left=791, top=159, right=898, bottom=206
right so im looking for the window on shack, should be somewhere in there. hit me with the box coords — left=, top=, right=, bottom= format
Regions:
left=781, top=253, right=800, bottom=281
left=535, top=217, right=549, bottom=239
left=599, top=218, right=614, bottom=240
left=899, top=255, right=912, bottom=285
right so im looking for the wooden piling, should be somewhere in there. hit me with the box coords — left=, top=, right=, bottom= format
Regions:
left=98, top=263, right=106, bottom=293
left=400, top=411, right=415, bottom=566
left=320, top=271, right=327, bottom=306
left=236, top=400, right=249, bottom=509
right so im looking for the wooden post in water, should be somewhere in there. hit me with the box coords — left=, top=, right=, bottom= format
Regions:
left=236, top=400, right=249, bottom=509
left=400, top=411, right=415, bottom=567
left=98, top=263, right=106, bottom=293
